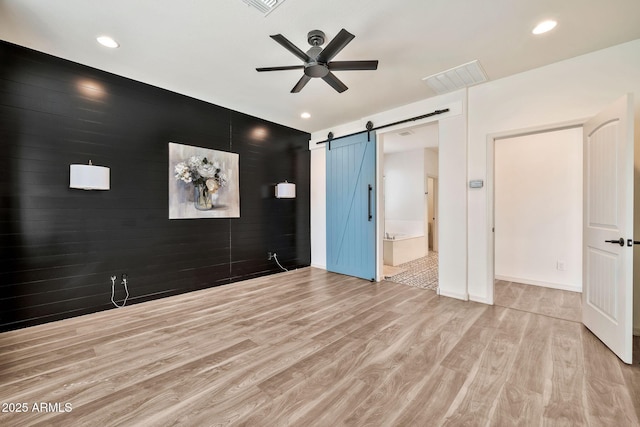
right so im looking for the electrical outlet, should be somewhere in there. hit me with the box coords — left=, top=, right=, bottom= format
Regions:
left=557, top=261, right=566, bottom=271
left=267, top=252, right=273, bottom=260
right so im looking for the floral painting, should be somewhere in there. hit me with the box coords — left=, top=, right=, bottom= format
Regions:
left=168, top=142, right=240, bottom=219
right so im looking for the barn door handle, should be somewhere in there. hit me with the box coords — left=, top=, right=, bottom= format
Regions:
left=627, top=239, right=640, bottom=246
left=605, top=238, right=625, bottom=246
left=368, top=184, right=372, bottom=221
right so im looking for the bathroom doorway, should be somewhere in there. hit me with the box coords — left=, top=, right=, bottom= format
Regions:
left=380, top=122, right=439, bottom=291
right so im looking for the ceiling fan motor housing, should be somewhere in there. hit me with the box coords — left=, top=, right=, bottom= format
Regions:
left=304, top=62, right=329, bottom=78
left=307, top=30, right=325, bottom=46
left=304, top=45, right=328, bottom=77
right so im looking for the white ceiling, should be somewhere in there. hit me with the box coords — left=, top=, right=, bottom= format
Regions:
left=1, top=0, right=639, bottom=134
left=383, top=122, right=439, bottom=154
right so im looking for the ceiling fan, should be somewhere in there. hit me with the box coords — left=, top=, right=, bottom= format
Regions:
left=256, top=29, right=378, bottom=93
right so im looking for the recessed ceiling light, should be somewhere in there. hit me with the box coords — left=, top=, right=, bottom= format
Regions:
left=301, top=112, right=311, bottom=119
left=532, top=20, right=557, bottom=35
left=97, top=36, right=119, bottom=48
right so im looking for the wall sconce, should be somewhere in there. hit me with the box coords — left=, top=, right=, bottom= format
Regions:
left=275, top=181, right=296, bottom=198
left=69, top=160, right=110, bottom=190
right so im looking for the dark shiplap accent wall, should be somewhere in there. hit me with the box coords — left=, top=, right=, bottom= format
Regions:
left=0, top=41, right=311, bottom=332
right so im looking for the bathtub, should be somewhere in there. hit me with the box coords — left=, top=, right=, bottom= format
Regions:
left=383, top=232, right=426, bottom=266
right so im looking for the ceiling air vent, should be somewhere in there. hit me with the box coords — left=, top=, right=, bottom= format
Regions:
left=241, top=0, right=286, bottom=15
left=398, top=130, right=414, bottom=137
left=422, top=60, right=488, bottom=94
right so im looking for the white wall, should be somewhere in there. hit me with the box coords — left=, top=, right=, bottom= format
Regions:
left=437, top=109, right=468, bottom=299
left=424, top=148, right=438, bottom=177
left=310, top=148, right=326, bottom=269
left=310, top=38, right=640, bottom=332
left=384, top=149, right=424, bottom=229
left=495, top=128, right=583, bottom=291
left=467, top=38, right=640, bottom=332
left=310, top=90, right=468, bottom=299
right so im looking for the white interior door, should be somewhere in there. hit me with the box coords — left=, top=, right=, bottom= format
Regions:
left=583, top=94, right=634, bottom=364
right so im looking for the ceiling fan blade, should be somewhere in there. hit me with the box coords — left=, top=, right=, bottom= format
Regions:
left=328, top=60, right=379, bottom=71
left=270, top=34, right=311, bottom=63
left=256, top=65, right=305, bottom=72
left=322, top=72, right=348, bottom=93
left=317, top=29, right=355, bottom=63
left=291, top=75, right=312, bottom=93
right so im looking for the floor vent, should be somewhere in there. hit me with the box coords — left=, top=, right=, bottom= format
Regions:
left=422, top=60, right=488, bottom=94
left=241, top=0, right=286, bottom=15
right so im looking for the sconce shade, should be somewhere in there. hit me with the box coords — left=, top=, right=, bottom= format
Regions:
left=275, top=181, right=295, bottom=198
left=70, top=162, right=110, bottom=190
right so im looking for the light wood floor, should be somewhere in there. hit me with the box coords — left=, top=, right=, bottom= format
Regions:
left=494, top=279, right=582, bottom=323
left=1, top=268, right=638, bottom=426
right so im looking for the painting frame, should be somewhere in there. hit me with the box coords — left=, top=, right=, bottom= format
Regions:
left=168, top=142, right=240, bottom=219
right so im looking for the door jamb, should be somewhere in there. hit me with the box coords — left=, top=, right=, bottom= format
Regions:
left=427, top=175, right=438, bottom=253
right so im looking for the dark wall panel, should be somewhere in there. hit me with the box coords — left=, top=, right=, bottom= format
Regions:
left=0, top=41, right=311, bottom=332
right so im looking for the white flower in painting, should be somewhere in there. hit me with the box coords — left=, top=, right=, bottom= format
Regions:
left=174, top=162, right=192, bottom=183
left=174, top=154, right=228, bottom=189
left=217, top=172, right=228, bottom=187
left=197, top=161, right=217, bottom=178
left=205, top=178, right=219, bottom=193
left=187, top=156, right=203, bottom=170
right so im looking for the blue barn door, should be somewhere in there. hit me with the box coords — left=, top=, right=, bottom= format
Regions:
left=326, top=131, right=376, bottom=281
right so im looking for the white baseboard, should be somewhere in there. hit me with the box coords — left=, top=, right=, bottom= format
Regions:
left=495, top=275, right=581, bottom=293
left=469, top=294, right=492, bottom=304
left=438, top=289, right=469, bottom=301
left=310, top=263, right=327, bottom=270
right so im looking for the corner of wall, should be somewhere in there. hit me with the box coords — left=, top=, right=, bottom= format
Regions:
left=310, top=148, right=327, bottom=268
left=439, top=289, right=469, bottom=301
left=469, top=293, right=491, bottom=304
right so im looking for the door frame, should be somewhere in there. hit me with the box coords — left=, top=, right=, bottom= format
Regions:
left=427, top=175, right=438, bottom=253
left=486, top=119, right=585, bottom=305
left=375, top=124, right=440, bottom=283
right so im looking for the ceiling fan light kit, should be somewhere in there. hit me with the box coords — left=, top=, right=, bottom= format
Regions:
left=256, top=28, right=379, bottom=93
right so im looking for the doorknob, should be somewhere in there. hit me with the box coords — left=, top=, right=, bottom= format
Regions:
left=605, top=238, right=625, bottom=246
left=627, top=239, right=640, bottom=247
